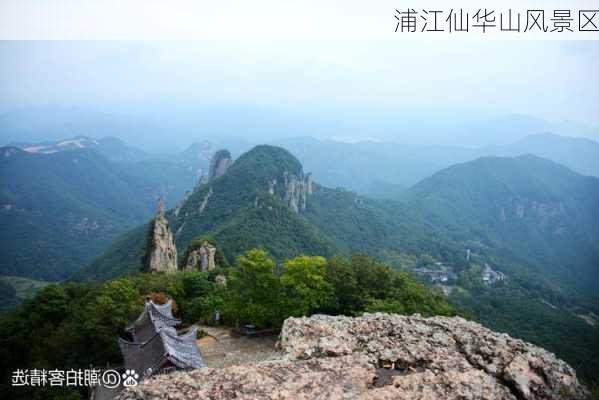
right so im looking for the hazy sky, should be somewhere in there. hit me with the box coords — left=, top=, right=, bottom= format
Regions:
left=0, top=41, right=598, bottom=147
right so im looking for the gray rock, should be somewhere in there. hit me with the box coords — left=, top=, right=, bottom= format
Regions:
left=208, top=150, right=233, bottom=182
left=283, top=171, right=313, bottom=213
left=146, top=199, right=178, bottom=273
left=185, top=241, right=217, bottom=272
left=281, top=314, right=588, bottom=400
left=118, top=314, right=588, bottom=400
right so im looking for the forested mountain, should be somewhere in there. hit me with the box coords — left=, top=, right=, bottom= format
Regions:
left=11, top=136, right=214, bottom=203
left=11, top=135, right=151, bottom=163
left=0, top=146, right=159, bottom=280
left=78, top=145, right=459, bottom=281
left=79, top=146, right=599, bottom=289
left=2, top=141, right=597, bottom=380
left=408, top=155, right=599, bottom=296
left=74, top=146, right=599, bottom=381
left=404, top=155, right=599, bottom=379
left=0, top=135, right=220, bottom=283
left=78, top=146, right=336, bottom=280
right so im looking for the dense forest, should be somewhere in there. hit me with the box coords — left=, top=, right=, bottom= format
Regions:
left=0, top=138, right=212, bottom=281
left=66, top=145, right=599, bottom=387
left=0, top=251, right=455, bottom=400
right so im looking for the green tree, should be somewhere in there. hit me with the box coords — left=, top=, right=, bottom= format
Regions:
left=381, top=271, right=454, bottom=317
left=350, top=253, right=395, bottom=302
left=82, top=279, right=143, bottom=362
left=280, top=255, right=333, bottom=317
left=325, top=256, right=360, bottom=315
left=224, top=249, right=281, bottom=328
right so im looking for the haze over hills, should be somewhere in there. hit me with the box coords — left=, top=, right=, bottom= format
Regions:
left=3, top=131, right=599, bottom=282
left=0, top=138, right=216, bottom=281
left=77, top=144, right=467, bottom=282
left=1, top=40, right=598, bottom=397
left=0, top=146, right=157, bottom=280
left=274, top=133, right=599, bottom=197
left=1, top=137, right=598, bottom=379
left=79, top=146, right=599, bottom=298
left=9, top=135, right=150, bottom=163
left=73, top=145, right=599, bottom=380
left=2, top=106, right=599, bottom=151
left=408, top=155, right=599, bottom=295
left=480, top=133, right=599, bottom=178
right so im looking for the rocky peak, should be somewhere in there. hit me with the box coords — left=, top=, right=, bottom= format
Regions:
left=157, top=197, right=166, bottom=217
left=144, top=199, right=178, bottom=273
left=185, top=240, right=217, bottom=272
left=118, top=314, right=587, bottom=400
left=208, top=149, right=233, bottom=181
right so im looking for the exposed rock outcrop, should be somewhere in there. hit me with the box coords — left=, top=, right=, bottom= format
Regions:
left=118, top=314, right=587, bottom=400
left=185, top=241, right=216, bottom=272
left=198, top=187, right=213, bottom=214
left=208, top=149, right=233, bottom=182
left=283, top=171, right=313, bottom=213
left=185, top=249, right=201, bottom=271
left=214, top=274, right=227, bottom=286
left=174, top=190, right=191, bottom=217
left=145, top=199, right=178, bottom=273
left=499, top=198, right=567, bottom=225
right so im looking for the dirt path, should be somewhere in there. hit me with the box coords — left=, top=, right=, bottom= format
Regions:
left=197, top=325, right=281, bottom=368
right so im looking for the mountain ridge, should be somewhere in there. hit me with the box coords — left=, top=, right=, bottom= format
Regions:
left=33, top=144, right=599, bottom=382
left=0, top=145, right=158, bottom=280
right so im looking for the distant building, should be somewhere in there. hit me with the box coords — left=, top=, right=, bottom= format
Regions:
left=413, top=266, right=452, bottom=284
left=481, top=264, right=506, bottom=284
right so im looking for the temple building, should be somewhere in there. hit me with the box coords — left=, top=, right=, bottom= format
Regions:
left=118, top=300, right=205, bottom=380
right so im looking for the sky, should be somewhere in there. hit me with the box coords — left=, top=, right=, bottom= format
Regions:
left=0, top=41, right=598, bottom=149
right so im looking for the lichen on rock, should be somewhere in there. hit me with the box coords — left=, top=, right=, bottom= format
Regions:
left=118, top=314, right=588, bottom=400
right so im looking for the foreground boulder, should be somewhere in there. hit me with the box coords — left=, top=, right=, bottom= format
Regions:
left=118, top=314, right=588, bottom=400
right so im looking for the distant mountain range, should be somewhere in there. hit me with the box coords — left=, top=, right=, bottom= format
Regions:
left=74, top=144, right=599, bottom=380
left=0, top=146, right=158, bottom=280
left=11, top=135, right=151, bottom=163
left=2, top=106, right=598, bottom=150
left=480, top=133, right=599, bottom=178
left=3, top=132, right=599, bottom=282
left=77, top=145, right=599, bottom=298
left=2, top=139, right=598, bottom=379
left=274, top=132, right=599, bottom=197
left=0, top=137, right=215, bottom=280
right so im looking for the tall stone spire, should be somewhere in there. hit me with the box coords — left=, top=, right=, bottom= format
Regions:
left=157, top=197, right=166, bottom=217
left=185, top=240, right=217, bottom=272
left=144, top=198, right=178, bottom=273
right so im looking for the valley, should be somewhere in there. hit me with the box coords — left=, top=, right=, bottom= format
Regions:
left=1, top=135, right=598, bottom=389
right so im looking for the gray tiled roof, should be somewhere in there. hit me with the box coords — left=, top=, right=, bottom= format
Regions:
left=118, top=300, right=205, bottom=379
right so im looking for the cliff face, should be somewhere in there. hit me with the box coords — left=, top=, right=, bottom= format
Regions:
left=117, top=314, right=587, bottom=400
left=185, top=241, right=216, bottom=271
left=282, top=171, right=313, bottom=213
left=208, top=149, right=233, bottom=182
